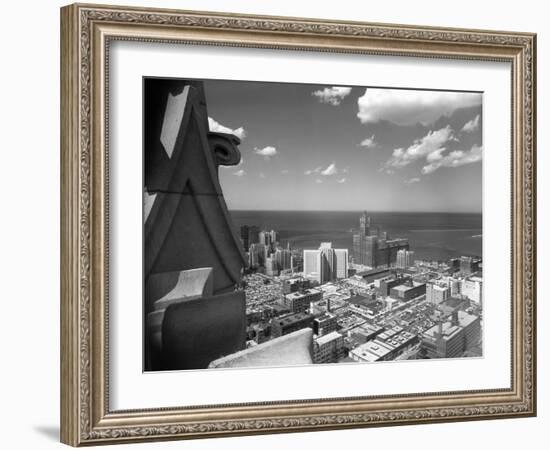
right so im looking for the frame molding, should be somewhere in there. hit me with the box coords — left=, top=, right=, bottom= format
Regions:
left=60, top=3, right=536, bottom=446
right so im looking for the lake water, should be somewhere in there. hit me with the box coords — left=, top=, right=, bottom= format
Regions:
left=229, top=210, right=482, bottom=262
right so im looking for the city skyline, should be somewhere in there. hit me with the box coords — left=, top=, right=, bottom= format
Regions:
left=143, top=77, right=483, bottom=372
left=205, top=79, right=483, bottom=213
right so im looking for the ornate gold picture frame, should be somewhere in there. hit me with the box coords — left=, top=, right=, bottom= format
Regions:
left=60, top=3, right=536, bottom=446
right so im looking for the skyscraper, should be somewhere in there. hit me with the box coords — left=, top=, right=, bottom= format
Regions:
left=249, top=243, right=266, bottom=268
left=334, top=248, right=349, bottom=279
left=359, top=210, right=370, bottom=236
left=248, top=226, right=259, bottom=246
left=240, top=225, right=250, bottom=251
left=460, top=256, right=480, bottom=275
left=265, top=256, right=279, bottom=276
left=275, top=248, right=292, bottom=271
left=353, top=212, right=409, bottom=268
left=303, top=249, right=321, bottom=282
left=396, top=249, right=415, bottom=268
left=303, top=243, right=348, bottom=284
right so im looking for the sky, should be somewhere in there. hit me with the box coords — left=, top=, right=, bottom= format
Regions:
left=204, top=79, right=483, bottom=212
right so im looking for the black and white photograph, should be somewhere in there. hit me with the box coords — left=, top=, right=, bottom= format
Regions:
left=143, top=77, right=483, bottom=372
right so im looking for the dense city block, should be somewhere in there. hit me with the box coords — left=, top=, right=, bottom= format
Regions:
left=238, top=211, right=482, bottom=364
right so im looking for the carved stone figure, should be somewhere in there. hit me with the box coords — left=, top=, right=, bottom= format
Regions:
left=144, top=79, right=247, bottom=370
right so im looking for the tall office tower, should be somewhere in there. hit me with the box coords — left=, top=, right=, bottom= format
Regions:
left=249, top=243, right=266, bottom=268
left=240, top=225, right=250, bottom=251
left=320, top=244, right=335, bottom=284
left=353, top=211, right=374, bottom=266
left=396, top=249, right=406, bottom=268
left=247, top=225, right=259, bottom=245
left=353, top=212, right=408, bottom=268
left=258, top=230, right=268, bottom=246
left=406, top=250, right=415, bottom=267
left=304, top=243, right=348, bottom=284
left=359, top=211, right=370, bottom=236
left=265, top=256, right=279, bottom=277
left=396, top=249, right=415, bottom=268
left=275, top=248, right=292, bottom=271
left=269, top=230, right=278, bottom=244
left=303, top=249, right=322, bottom=283
left=352, top=233, right=366, bottom=265
left=364, top=235, right=378, bottom=267
left=460, top=256, right=480, bottom=275
left=334, top=248, right=349, bottom=279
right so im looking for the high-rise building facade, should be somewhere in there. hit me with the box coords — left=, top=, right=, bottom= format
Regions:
left=334, top=248, right=349, bottom=278
left=275, top=248, right=292, bottom=271
left=303, top=249, right=321, bottom=282
left=265, top=256, right=279, bottom=276
left=303, top=243, right=348, bottom=284
left=461, top=276, right=483, bottom=304
left=353, top=212, right=409, bottom=268
left=396, top=249, right=415, bottom=268
left=249, top=243, right=266, bottom=268
left=240, top=225, right=250, bottom=251
left=460, top=256, right=481, bottom=275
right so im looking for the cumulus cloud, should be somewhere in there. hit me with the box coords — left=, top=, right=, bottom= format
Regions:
left=337, top=178, right=347, bottom=184
left=461, top=114, right=481, bottom=133
left=383, top=126, right=455, bottom=170
left=422, top=145, right=482, bottom=174
left=359, top=135, right=377, bottom=149
left=305, top=163, right=338, bottom=176
left=304, top=166, right=322, bottom=175
left=208, top=117, right=246, bottom=140
left=233, top=169, right=246, bottom=177
left=320, top=163, right=338, bottom=176
left=357, top=89, right=482, bottom=125
left=254, top=146, right=278, bottom=159
left=312, top=86, right=352, bottom=106
left=315, top=179, right=323, bottom=184
left=259, top=172, right=266, bottom=179
left=406, top=177, right=421, bottom=184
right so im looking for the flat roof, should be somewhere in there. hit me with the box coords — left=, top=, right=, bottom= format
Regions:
left=276, top=312, right=313, bottom=326
left=392, top=283, right=425, bottom=292
left=350, top=340, right=393, bottom=361
left=315, top=331, right=343, bottom=345
left=285, top=288, right=321, bottom=299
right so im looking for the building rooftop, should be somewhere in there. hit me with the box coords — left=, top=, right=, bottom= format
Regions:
left=275, top=312, right=313, bottom=326
left=315, top=331, right=343, bottom=346
left=423, top=311, right=479, bottom=340
left=350, top=340, right=393, bottom=362
left=285, top=288, right=321, bottom=300
left=392, top=283, right=425, bottom=293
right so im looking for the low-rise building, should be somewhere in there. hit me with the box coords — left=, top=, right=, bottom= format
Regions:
left=390, top=283, right=426, bottom=301
left=421, top=310, right=481, bottom=358
left=348, top=330, right=418, bottom=362
left=426, top=282, right=451, bottom=305
left=271, top=312, right=314, bottom=338
left=313, top=313, right=338, bottom=336
left=284, top=288, right=323, bottom=313
left=313, top=331, right=345, bottom=364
